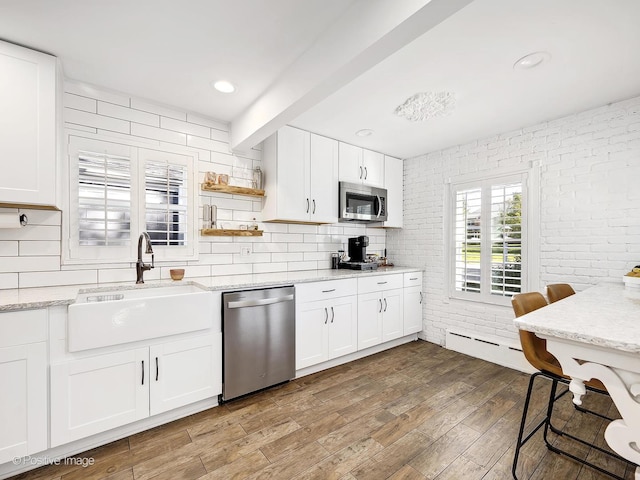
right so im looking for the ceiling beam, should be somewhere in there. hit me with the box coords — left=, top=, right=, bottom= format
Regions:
left=230, top=0, right=473, bottom=152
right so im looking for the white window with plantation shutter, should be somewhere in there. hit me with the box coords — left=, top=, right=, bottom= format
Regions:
left=447, top=167, right=539, bottom=306
left=64, top=135, right=198, bottom=264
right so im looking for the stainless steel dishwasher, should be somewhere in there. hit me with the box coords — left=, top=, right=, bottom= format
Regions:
left=222, top=286, right=295, bottom=401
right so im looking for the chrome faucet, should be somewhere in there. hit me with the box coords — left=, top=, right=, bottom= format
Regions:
left=136, top=232, right=154, bottom=284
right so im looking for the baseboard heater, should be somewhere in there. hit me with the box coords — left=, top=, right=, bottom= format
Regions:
left=445, top=330, right=535, bottom=374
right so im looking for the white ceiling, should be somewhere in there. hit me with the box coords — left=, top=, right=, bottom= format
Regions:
left=1, top=0, right=640, bottom=159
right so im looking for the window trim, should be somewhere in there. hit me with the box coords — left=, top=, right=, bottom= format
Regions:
left=62, top=131, right=199, bottom=266
left=444, top=164, right=540, bottom=306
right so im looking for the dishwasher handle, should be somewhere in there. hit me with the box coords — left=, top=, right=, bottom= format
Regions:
left=227, top=294, right=294, bottom=309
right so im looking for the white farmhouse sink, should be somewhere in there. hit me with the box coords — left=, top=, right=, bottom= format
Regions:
left=68, top=285, right=214, bottom=352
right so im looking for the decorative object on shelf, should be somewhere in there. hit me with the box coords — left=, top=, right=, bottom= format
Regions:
left=251, top=218, right=259, bottom=230
left=217, top=174, right=229, bottom=185
left=0, top=213, right=28, bottom=228
left=623, top=265, right=640, bottom=290
left=203, top=204, right=217, bottom=229
left=200, top=183, right=265, bottom=197
left=200, top=228, right=263, bottom=237
left=205, top=171, right=217, bottom=184
left=169, top=269, right=185, bottom=281
left=252, top=167, right=263, bottom=190
left=394, top=91, right=456, bottom=122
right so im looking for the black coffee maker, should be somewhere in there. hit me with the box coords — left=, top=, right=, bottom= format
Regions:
left=348, top=235, right=368, bottom=263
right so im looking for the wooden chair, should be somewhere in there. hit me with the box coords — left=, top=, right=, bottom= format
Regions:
left=546, top=283, right=576, bottom=303
left=511, top=292, right=629, bottom=480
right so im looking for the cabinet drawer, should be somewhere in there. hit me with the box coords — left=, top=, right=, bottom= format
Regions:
left=404, top=272, right=422, bottom=287
left=358, top=274, right=403, bottom=293
left=0, top=309, right=47, bottom=347
left=295, top=278, right=357, bottom=303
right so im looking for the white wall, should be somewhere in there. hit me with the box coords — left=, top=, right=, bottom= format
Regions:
left=387, top=96, right=640, bottom=346
left=0, top=82, right=385, bottom=290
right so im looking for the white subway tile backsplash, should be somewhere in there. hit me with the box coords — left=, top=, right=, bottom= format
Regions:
left=130, top=98, right=186, bottom=121
left=211, top=264, right=253, bottom=276
left=19, top=269, right=98, bottom=288
left=0, top=226, right=60, bottom=241
left=0, top=241, right=19, bottom=256
left=0, top=273, right=18, bottom=290
left=161, top=117, right=210, bottom=138
left=186, top=113, right=228, bottom=132
left=19, top=241, right=60, bottom=256
left=131, top=123, right=186, bottom=145
left=65, top=82, right=130, bottom=106
left=252, top=262, right=288, bottom=274
left=66, top=108, right=130, bottom=134
left=98, top=101, right=160, bottom=127
left=64, top=93, right=97, bottom=113
left=187, top=135, right=229, bottom=154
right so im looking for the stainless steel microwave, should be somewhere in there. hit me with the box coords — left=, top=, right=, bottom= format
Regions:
left=339, top=182, right=387, bottom=222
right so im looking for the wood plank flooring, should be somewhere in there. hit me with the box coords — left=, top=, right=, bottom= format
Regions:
left=10, top=340, right=636, bottom=480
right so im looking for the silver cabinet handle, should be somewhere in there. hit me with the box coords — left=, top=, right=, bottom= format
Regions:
left=359, top=166, right=363, bottom=179
left=141, top=360, right=144, bottom=385
left=228, top=294, right=294, bottom=309
left=312, top=199, right=316, bottom=214
left=377, top=281, right=387, bottom=285
left=155, top=357, right=159, bottom=382
left=324, top=307, right=328, bottom=324
left=378, top=299, right=382, bottom=313
left=410, top=277, right=418, bottom=281
left=364, top=166, right=368, bottom=179
left=384, top=298, right=387, bottom=312
left=420, top=292, right=423, bottom=304
left=306, top=198, right=309, bottom=213
left=331, top=306, right=335, bottom=323
left=322, top=289, right=336, bottom=293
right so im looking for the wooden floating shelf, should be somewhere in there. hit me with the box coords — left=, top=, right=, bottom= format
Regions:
left=201, top=183, right=265, bottom=197
left=200, top=229, right=263, bottom=237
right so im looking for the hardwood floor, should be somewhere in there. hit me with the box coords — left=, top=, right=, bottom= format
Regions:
left=10, top=340, right=636, bottom=480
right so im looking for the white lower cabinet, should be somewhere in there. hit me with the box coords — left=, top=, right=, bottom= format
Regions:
left=0, top=310, right=47, bottom=464
left=357, top=289, right=404, bottom=349
left=403, top=273, right=423, bottom=335
left=357, top=274, right=404, bottom=350
left=295, top=279, right=358, bottom=370
left=51, top=333, right=220, bottom=447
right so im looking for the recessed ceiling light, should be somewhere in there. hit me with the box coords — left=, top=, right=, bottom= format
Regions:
left=356, top=129, right=374, bottom=137
left=212, top=80, right=236, bottom=93
left=513, top=52, right=551, bottom=70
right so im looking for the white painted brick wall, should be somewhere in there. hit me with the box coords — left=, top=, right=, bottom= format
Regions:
left=387, top=95, right=640, bottom=346
left=0, top=83, right=382, bottom=289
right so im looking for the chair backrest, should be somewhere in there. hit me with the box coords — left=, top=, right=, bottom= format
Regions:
left=547, top=283, right=575, bottom=303
left=512, top=292, right=564, bottom=377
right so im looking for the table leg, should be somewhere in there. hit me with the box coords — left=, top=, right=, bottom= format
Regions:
left=569, top=377, right=586, bottom=405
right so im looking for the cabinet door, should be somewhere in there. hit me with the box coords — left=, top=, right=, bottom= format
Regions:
left=404, top=286, right=422, bottom=335
left=50, top=348, right=149, bottom=447
left=362, top=150, right=384, bottom=187
left=275, top=125, right=311, bottom=222
left=382, top=289, right=404, bottom=343
left=0, top=41, right=56, bottom=206
left=150, top=334, right=220, bottom=416
left=310, top=134, right=338, bottom=223
left=328, top=295, right=358, bottom=360
left=357, top=291, right=383, bottom=350
left=338, top=142, right=363, bottom=184
left=383, top=155, right=403, bottom=228
left=296, top=300, right=329, bottom=369
left=0, top=343, right=46, bottom=463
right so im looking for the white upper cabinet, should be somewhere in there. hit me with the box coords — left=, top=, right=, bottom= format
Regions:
left=338, top=143, right=384, bottom=188
left=382, top=155, right=403, bottom=228
left=0, top=40, right=57, bottom=207
left=263, top=126, right=338, bottom=224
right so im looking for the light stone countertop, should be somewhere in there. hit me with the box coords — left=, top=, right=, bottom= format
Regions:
left=514, top=282, right=640, bottom=353
left=0, top=266, right=422, bottom=312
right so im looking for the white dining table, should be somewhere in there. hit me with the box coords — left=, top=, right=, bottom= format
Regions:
left=514, top=282, right=640, bottom=478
